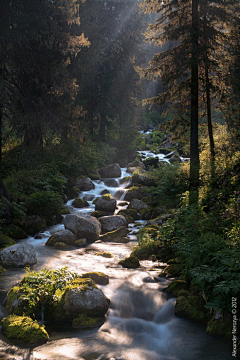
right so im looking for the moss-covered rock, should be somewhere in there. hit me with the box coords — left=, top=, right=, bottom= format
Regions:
left=175, top=295, right=210, bottom=323
left=100, top=226, right=130, bottom=242
left=53, top=242, right=68, bottom=249
left=164, top=264, right=181, bottom=277
left=2, top=224, right=28, bottom=240
left=68, top=186, right=81, bottom=199
left=119, top=255, right=140, bottom=268
left=117, top=209, right=140, bottom=222
left=74, top=238, right=87, bottom=247
left=81, top=272, right=109, bottom=285
left=0, top=234, right=16, bottom=250
left=72, top=314, right=103, bottom=328
left=1, top=315, right=49, bottom=344
left=59, top=207, right=71, bottom=215
left=123, top=186, right=149, bottom=202
left=139, top=207, right=155, bottom=220
left=165, top=280, right=188, bottom=297
left=206, top=314, right=232, bottom=337
left=72, top=197, right=90, bottom=208
left=96, top=251, right=113, bottom=258
left=91, top=210, right=110, bottom=218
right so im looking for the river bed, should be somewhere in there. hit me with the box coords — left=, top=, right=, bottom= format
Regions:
left=0, top=165, right=232, bottom=360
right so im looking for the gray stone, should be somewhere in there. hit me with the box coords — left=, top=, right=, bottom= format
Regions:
left=0, top=243, right=37, bottom=267
left=75, top=177, right=95, bottom=191
left=99, top=163, right=121, bottom=178
left=128, top=199, right=148, bottom=211
left=63, top=214, right=101, bottom=243
left=98, top=215, right=128, bottom=233
left=95, top=196, right=117, bottom=213
left=45, top=229, right=75, bottom=246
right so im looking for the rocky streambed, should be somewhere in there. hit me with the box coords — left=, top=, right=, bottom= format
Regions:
left=0, top=156, right=233, bottom=360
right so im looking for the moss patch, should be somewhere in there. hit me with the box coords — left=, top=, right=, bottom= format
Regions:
left=96, top=251, right=113, bottom=258
left=0, top=234, right=16, bottom=250
left=206, top=314, right=232, bottom=337
left=72, top=314, right=103, bottom=328
left=72, top=197, right=90, bottom=208
left=175, top=295, right=210, bottom=323
left=81, top=272, right=109, bottom=285
left=119, top=255, right=140, bottom=268
left=1, top=315, right=49, bottom=344
left=165, top=280, right=188, bottom=297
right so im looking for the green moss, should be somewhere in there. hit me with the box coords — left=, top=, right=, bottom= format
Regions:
left=139, top=207, right=155, bottom=220
left=2, top=224, right=28, bottom=240
left=164, top=264, right=181, bottom=277
left=96, top=251, right=113, bottom=258
left=74, top=239, right=86, bottom=247
left=1, top=315, right=48, bottom=344
left=6, top=286, right=20, bottom=313
left=119, top=255, right=140, bottom=268
left=68, top=186, right=80, bottom=199
left=0, top=234, right=16, bottom=250
left=72, top=314, right=103, bottom=328
left=91, top=210, right=109, bottom=218
left=101, top=226, right=129, bottom=242
left=59, top=207, right=70, bottom=215
left=72, top=197, right=90, bottom=208
left=165, top=280, right=188, bottom=297
left=117, top=209, right=140, bottom=221
left=175, top=295, right=210, bottom=323
left=0, top=265, right=6, bottom=274
left=206, top=315, right=232, bottom=337
left=81, top=272, right=109, bottom=285
left=53, top=242, right=68, bottom=249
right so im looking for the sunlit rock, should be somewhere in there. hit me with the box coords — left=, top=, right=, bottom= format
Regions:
left=95, top=195, right=116, bottom=214
left=104, top=178, right=119, bottom=187
left=100, top=226, right=130, bottom=242
left=81, top=272, right=109, bottom=285
left=99, top=163, right=121, bottom=178
left=98, top=215, right=127, bottom=233
left=45, top=229, right=76, bottom=247
left=63, top=214, right=101, bottom=243
left=0, top=243, right=37, bottom=267
left=123, top=186, right=149, bottom=202
left=75, top=176, right=95, bottom=191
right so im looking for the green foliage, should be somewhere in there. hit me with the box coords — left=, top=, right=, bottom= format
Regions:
left=7, top=267, right=82, bottom=320
left=26, top=191, right=63, bottom=218
left=147, top=163, right=188, bottom=208
left=0, top=234, right=16, bottom=250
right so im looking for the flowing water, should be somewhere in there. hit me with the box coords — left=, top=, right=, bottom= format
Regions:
left=0, top=165, right=232, bottom=360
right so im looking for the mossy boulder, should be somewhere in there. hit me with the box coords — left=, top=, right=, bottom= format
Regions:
left=123, top=186, right=149, bottom=202
left=175, top=295, right=210, bottom=323
left=6, top=268, right=109, bottom=324
left=206, top=315, right=232, bottom=337
left=45, top=229, right=76, bottom=247
left=81, top=272, right=109, bottom=285
left=91, top=210, right=110, bottom=218
left=117, top=209, right=140, bottom=222
left=164, top=264, right=181, bottom=277
left=96, top=251, right=113, bottom=258
left=95, top=195, right=116, bottom=214
left=74, top=238, right=87, bottom=247
left=132, top=174, right=157, bottom=187
left=100, top=226, right=130, bottom=243
left=72, top=314, right=103, bottom=328
left=2, top=224, right=28, bottom=240
left=0, top=234, right=16, bottom=250
left=119, top=255, right=140, bottom=268
left=1, top=315, right=49, bottom=345
left=75, top=177, right=95, bottom=191
left=165, top=280, right=188, bottom=297
left=72, top=197, right=90, bottom=208
left=53, top=242, right=68, bottom=249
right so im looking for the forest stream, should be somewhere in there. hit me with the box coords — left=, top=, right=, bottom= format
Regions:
left=0, top=163, right=233, bottom=360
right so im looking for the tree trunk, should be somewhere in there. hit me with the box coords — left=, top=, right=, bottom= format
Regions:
left=205, top=63, right=215, bottom=177
left=189, top=0, right=200, bottom=204
left=99, top=107, right=106, bottom=142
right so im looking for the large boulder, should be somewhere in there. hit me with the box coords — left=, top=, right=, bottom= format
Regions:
left=100, top=226, right=130, bottom=243
left=104, top=179, right=119, bottom=187
left=75, top=177, right=95, bottom=191
left=63, top=214, right=101, bottom=243
left=98, top=215, right=128, bottom=233
left=127, top=199, right=148, bottom=211
left=63, top=286, right=109, bottom=318
left=0, top=243, right=37, bottom=267
left=123, top=187, right=149, bottom=202
left=99, top=163, right=121, bottom=178
left=95, top=195, right=117, bottom=214
left=45, top=229, right=76, bottom=247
